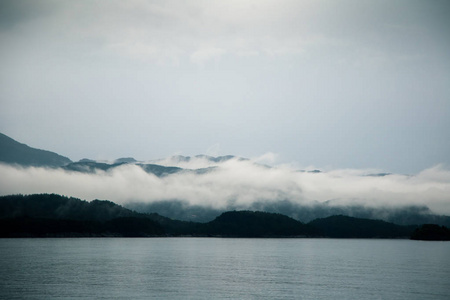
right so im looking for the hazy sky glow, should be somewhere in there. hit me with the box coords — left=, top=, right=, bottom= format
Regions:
left=1, top=0, right=449, bottom=173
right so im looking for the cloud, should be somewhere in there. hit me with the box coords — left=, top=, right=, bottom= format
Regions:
left=2, top=0, right=399, bottom=65
left=251, top=152, right=278, bottom=165
left=1, top=159, right=449, bottom=214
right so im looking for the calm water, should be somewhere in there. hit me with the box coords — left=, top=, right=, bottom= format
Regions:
left=0, top=238, right=449, bottom=299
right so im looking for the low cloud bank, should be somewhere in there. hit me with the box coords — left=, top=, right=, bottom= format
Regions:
left=1, top=158, right=449, bottom=215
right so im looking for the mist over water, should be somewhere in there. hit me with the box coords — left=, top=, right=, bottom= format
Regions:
left=1, top=155, right=449, bottom=216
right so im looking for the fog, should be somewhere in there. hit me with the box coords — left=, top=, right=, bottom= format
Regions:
left=1, top=156, right=449, bottom=215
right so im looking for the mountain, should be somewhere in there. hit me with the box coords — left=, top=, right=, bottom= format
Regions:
left=0, top=193, right=138, bottom=221
left=62, top=160, right=185, bottom=176
left=114, top=157, right=137, bottom=164
left=308, top=215, right=416, bottom=238
left=0, top=193, right=445, bottom=239
left=203, top=210, right=318, bottom=237
left=0, top=132, right=233, bottom=176
left=137, top=163, right=184, bottom=176
left=62, top=160, right=216, bottom=177
left=0, top=132, right=72, bottom=167
left=410, top=224, right=450, bottom=241
left=0, top=194, right=318, bottom=238
left=0, top=194, right=163, bottom=237
left=194, top=155, right=238, bottom=162
left=63, top=161, right=127, bottom=173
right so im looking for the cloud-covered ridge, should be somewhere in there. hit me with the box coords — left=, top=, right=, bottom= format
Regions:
left=0, top=156, right=449, bottom=215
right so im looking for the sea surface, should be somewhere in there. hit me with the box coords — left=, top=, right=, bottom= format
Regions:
left=0, top=238, right=449, bottom=299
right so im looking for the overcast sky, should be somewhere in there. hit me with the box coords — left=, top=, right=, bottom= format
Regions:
left=1, top=0, right=449, bottom=173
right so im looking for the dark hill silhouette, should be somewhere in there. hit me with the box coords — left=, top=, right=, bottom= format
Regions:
left=309, top=215, right=416, bottom=238
left=0, top=194, right=138, bottom=221
left=0, top=194, right=437, bottom=239
left=0, top=216, right=164, bottom=237
left=0, top=194, right=163, bottom=237
left=0, top=132, right=72, bottom=167
left=410, top=224, right=450, bottom=241
left=204, top=210, right=317, bottom=237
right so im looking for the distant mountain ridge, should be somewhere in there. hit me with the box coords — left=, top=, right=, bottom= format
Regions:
left=62, top=161, right=128, bottom=173
left=0, top=132, right=224, bottom=176
left=158, top=154, right=239, bottom=163
left=61, top=160, right=215, bottom=177
left=0, top=132, right=72, bottom=167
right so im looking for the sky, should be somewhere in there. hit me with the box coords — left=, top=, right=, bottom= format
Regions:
left=1, top=0, right=449, bottom=174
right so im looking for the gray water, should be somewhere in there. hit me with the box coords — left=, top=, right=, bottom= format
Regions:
left=0, top=238, right=449, bottom=299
